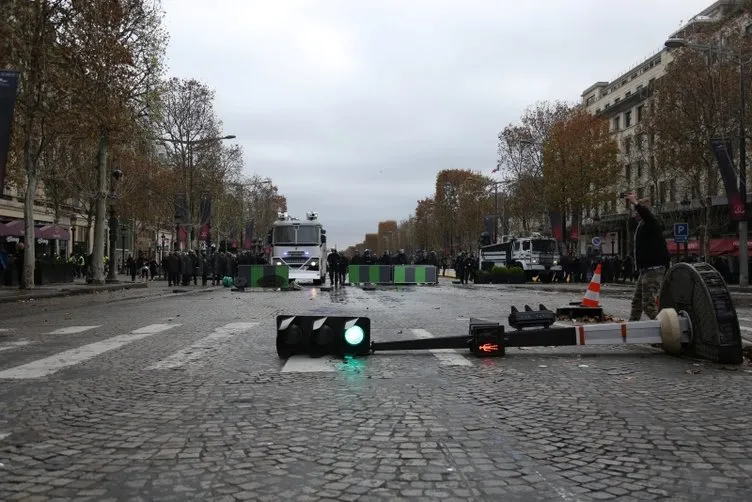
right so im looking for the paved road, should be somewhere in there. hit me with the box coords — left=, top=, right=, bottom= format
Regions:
left=0, top=282, right=750, bottom=501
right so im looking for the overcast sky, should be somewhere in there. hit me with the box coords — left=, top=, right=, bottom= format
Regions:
left=162, top=0, right=711, bottom=249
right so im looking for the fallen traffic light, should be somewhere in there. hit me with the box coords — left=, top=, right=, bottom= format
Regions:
left=508, top=304, right=556, bottom=330
left=469, top=318, right=504, bottom=357
left=276, top=316, right=371, bottom=358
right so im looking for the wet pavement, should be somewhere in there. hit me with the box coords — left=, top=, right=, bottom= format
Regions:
left=0, top=281, right=750, bottom=501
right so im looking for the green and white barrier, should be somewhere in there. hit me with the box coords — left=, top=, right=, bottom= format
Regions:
left=392, top=265, right=438, bottom=285
left=347, top=265, right=393, bottom=284
left=236, top=264, right=290, bottom=288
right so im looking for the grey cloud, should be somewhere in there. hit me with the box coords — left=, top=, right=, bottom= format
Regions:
left=163, top=0, right=713, bottom=246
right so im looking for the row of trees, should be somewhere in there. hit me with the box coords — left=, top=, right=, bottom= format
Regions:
left=354, top=2, right=752, bottom=258
left=348, top=108, right=621, bottom=256
left=1, top=1, right=284, bottom=288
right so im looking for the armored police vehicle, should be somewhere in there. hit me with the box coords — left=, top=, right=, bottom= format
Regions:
left=479, top=233, right=562, bottom=283
left=268, top=211, right=327, bottom=285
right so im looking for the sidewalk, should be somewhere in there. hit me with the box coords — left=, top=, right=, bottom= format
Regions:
left=0, top=276, right=216, bottom=304
left=440, top=269, right=752, bottom=294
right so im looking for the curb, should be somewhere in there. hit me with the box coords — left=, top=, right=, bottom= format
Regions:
left=0, top=282, right=149, bottom=304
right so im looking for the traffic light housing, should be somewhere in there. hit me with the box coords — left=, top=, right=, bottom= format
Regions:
left=276, top=316, right=371, bottom=358
left=469, top=318, right=504, bottom=357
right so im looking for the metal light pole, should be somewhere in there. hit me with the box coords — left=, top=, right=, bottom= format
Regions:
left=665, top=37, right=748, bottom=286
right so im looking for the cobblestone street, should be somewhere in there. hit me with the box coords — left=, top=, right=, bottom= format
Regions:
left=0, top=281, right=750, bottom=501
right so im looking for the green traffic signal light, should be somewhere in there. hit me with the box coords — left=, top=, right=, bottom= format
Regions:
left=344, top=325, right=365, bottom=346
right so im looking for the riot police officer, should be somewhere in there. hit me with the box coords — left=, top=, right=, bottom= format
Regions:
left=326, top=248, right=339, bottom=287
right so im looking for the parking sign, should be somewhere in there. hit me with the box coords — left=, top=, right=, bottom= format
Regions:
left=673, top=223, right=689, bottom=243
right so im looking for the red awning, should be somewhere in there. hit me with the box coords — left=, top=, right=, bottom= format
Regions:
left=36, top=224, right=70, bottom=241
left=666, top=238, right=743, bottom=257
left=0, top=220, right=25, bottom=237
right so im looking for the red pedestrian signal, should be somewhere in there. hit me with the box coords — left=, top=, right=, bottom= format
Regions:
left=469, top=318, right=504, bottom=357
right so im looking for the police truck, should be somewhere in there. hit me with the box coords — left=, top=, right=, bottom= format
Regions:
left=479, top=233, right=562, bottom=283
left=268, top=211, right=327, bottom=285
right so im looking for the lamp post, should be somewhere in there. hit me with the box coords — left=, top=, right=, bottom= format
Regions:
left=680, top=196, right=691, bottom=260
left=665, top=37, right=748, bottom=286
left=160, top=233, right=166, bottom=277
left=70, top=215, right=77, bottom=257
left=106, top=168, right=123, bottom=283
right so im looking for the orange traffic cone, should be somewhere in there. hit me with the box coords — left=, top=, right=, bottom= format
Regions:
left=581, top=264, right=602, bottom=308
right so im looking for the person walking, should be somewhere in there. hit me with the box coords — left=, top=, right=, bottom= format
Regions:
left=626, top=192, right=670, bottom=321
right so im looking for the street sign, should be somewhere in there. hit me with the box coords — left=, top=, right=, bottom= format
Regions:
left=591, top=236, right=601, bottom=247
left=674, top=223, right=689, bottom=243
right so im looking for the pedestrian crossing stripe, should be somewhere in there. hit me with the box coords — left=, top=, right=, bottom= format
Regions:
left=410, top=329, right=473, bottom=366
left=146, top=322, right=259, bottom=370
left=0, top=324, right=180, bottom=380
left=46, top=326, right=101, bottom=335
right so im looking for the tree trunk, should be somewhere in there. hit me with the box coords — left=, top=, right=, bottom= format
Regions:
left=21, top=165, right=38, bottom=290
left=91, top=133, right=108, bottom=284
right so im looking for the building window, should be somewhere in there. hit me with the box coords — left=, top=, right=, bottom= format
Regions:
left=624, top=136, right=632, bottom=155
left=586, top=95, right=595, bottom=106
left=637, top=105, right=644, bottom=123
left=637, top=161, right=643, bottom=179
left=625, top=111, right=632, bottom=128
left=613, top=116, right=620, bottom=131
left=615, top=97, right=621, bottom=104
left=650, top=184, right=656, bottom=202
left=625, top=91, right=632, bottom=98
left=625, top=163, right=632, bottom=182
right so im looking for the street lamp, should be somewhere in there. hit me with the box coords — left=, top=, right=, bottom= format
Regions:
left=160, top=233, right=166, bottom=277
left=70, top=214, right=77, bottom=256
left=106, top=168, right=123, bottom=283
left=680, top=196, right=692, bottom=261
left=665, top=37, right=748, bottom=286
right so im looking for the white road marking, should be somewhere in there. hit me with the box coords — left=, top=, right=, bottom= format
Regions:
left=740, top=326, right=752, bottom=332
left=0, top=323, right=180, bottom=379
left=280, top=355, right=338, bottom=373
left=46, top=326, right=101, bottom=335
left=0, top=328, right=12, bottom=333
left=0, top=341, right=31, bottom=352
left=0, top=432, right=10, bottom=440
left=411, top=329, right=472, bottom=366
left=146, top=322, right=259, bottom=370
left=738, top=317, right=752, bottom=323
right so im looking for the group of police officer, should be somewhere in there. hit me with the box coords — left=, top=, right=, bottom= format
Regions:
left=326, top=249, right=349, bottom=287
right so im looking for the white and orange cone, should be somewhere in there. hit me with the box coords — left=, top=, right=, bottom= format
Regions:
left=581, top=264, right=602, bottom=308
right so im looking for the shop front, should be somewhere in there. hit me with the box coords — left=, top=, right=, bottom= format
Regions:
left=0, top=220, right=74, bottom=285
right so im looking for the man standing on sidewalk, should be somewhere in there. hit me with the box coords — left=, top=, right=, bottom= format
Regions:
left=626, top=192, right=670, bottom=321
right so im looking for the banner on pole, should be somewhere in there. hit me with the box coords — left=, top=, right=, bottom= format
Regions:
left=0, top=71, right=21, bottom=192
left=711, top=138, right=745, bottom=221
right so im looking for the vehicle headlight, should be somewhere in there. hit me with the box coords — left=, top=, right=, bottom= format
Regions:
left=275, top=261, right=283, bottom=266
left=310, top=260, right=317, bottom=266
left=553, top=260, right=559, bottom=265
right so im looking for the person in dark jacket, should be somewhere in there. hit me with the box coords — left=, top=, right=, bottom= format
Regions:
left=626, top=193, right=669, bottom=321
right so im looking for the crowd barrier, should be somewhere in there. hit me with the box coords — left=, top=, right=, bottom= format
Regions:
left=236, top=264, right=290, bottom=288
left=347, top=265, right=393, bottom=285
left=347, top=265, right=438, bottom=285
left=392, top=265, right=438, bottom=285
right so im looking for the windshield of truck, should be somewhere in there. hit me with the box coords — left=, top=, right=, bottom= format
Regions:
left=532, top=240, right=557, bottom=253
left=295, top=225, right=320, bottom=245
left=273, top=227, right=296, bottom=245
